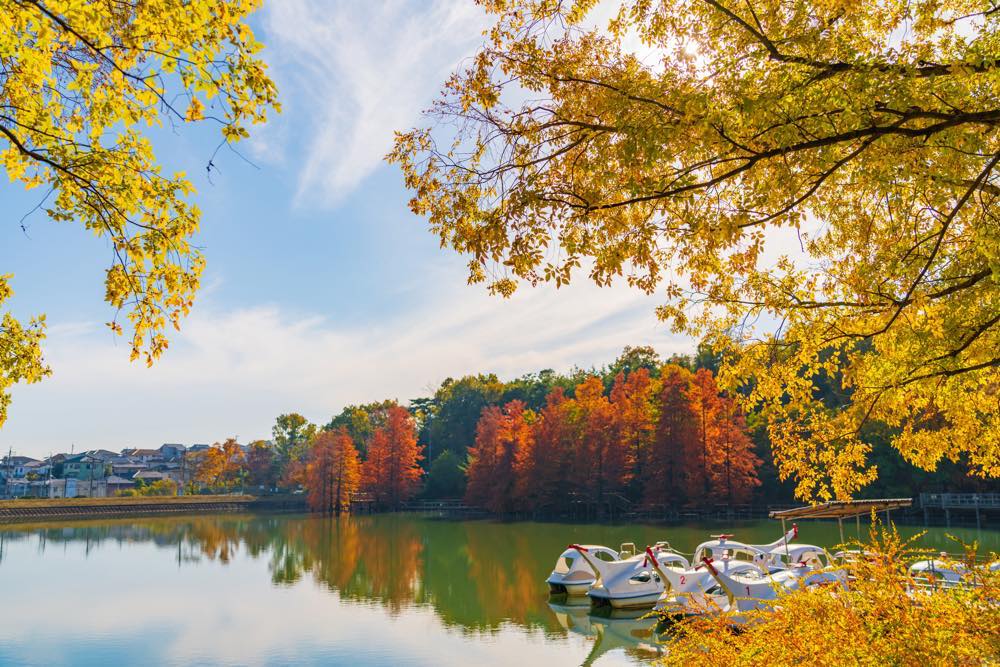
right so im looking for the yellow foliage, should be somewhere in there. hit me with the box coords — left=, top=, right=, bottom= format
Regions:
left=0, top=0, right=278, bottom=425
left=662, top=525, right=1000, bottom=665
left=390, top=0, right=1000, bottom=499
left=0, top=276, right=48, bottom=428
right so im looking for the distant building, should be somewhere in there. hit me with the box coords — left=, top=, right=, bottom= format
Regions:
left=105, top=475, right=136, bottom=496
left=1, top=455, right=39, bottom=479
left=62, top=454, right=109, bottom=481
left=22, top=460, right=51, bottom=478
left=110, top=462, right=148, bottom=478
left=84, top=449, right=119, bottom=461
left=46, top=478, right=77, bottom=498
left=74, top=479, right=108, bottom=498
left=120, top=448, right=162, bottom=462
left=133, top=470, right=170, bottom=483
left=158, top=443, right=187, bottom=460
left=188, top=444, right=211, bottom=453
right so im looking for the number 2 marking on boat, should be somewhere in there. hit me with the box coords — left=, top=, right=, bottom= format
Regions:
left=679, top=575, right=686, bottom=585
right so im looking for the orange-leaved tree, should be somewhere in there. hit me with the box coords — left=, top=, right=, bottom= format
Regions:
left=609, top=369, right=657, bottom=498
left=466, top=400, right=534, bottom=514
left=574, top=376, right=630, bottom=507
left=192, top=445, right=226, bottom=491
left=220, top=438, right=246, bottom=491
left=361, top=405, right=423, bottom=510
left=645, top=364, right=697, bottom=507
left=688, top=369, right=724, bottom=501
left=710, top=395, right=762, bottom=505
left=515, top=388, right=576, bottom=511
left=306, top=428, right=361, bottom=515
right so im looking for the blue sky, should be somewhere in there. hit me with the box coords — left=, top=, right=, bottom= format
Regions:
left=0, top=1, right=690, bottom=458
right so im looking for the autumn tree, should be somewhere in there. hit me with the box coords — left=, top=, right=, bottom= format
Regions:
left=465, top=400, right=534, bottom=514
left=465, top=405, right=510, bottom=512
left=219, top=438, right=246, bottom=491
left=645, top=365, right=698, bottom=507
left=391, top=0, right=1000, bottom=499
left=0, top=1, right=278, bottom=428
left=246, top=440, right=277, bottom=490
left=192, top=446, right=226, bottom=491
left=516, top=387, right=577, bottom=511
left=573, top=376, right=630, bottom=507
left=688, top=370, right=724, bottom=501
left=711, top=395, right=762, bottom=505
left=361, top=405, right=423, bottom=509
left=306, top=428, right=361, bottom=515
left=609, top=369, right=657, bottom=496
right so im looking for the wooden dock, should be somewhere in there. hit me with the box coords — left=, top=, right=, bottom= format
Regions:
left=919, top=493, right=999, bottom=529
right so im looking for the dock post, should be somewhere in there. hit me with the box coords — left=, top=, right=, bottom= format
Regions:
left=975, top=501, right=981, bottom=530
left=945, top=508, right=951, bottom=528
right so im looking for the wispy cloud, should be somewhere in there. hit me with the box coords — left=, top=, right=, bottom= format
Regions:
left=3, top=279, right=688, bottom=456
left=259, top=0, right=488, bottom=205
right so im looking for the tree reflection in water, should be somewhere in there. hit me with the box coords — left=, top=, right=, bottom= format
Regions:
left=0, top=514, right=574, bottom=636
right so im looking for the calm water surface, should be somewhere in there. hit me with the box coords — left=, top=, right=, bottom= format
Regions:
left=0, top=513, right=995, bottom=666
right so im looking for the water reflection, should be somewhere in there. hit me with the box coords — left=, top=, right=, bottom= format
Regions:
left=549, top=601, right=666, bottom=665
left=0, top=513, right=995, bottom=666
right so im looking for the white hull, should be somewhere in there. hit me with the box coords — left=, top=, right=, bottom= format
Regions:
left=547, top=575, right=596, bottom=596
left=563, top=582, right=593, bottom=596
left=589, top=590, right=662, bottom=610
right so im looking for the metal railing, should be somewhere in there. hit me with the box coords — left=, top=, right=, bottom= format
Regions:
left=919, top=493, right=1000, bottom=509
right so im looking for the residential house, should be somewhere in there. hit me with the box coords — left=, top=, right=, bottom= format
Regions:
left=159, top=443, right=187, bottom=460
left=62, top=454, right=109, bottom=481
left=120, top=448, right=163, bottom=463
left=111, top=462, right=148, bottom=478
left=105, top=475, right=136, bottom=496
left=22, top=459, right=51, bottom=479
left=46, top=478, right=78, bottom=498
left=133, top=470, right=171, bottom=484
left=84, top=449, right=119, bottom=461
left=1, top=455, right=39, bottom=479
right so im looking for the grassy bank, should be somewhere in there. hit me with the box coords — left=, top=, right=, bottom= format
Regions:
left=0, top=494, right=307, bottom=523
left=0, top=494, right=256, bottom=509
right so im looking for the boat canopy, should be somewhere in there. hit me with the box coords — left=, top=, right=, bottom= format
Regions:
left=769, top=498, right=912, bottom=544
left=768, top=498, right=911, bottom=520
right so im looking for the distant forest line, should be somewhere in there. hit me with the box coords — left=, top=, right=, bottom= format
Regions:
left=186, top=346, right=990, bottom=514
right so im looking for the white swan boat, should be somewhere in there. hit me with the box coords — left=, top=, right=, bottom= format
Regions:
left=584, top=543, right=691, bottom=610
left=696, top=553, right=847, bottom=620
left=547, top=544, right=626, bottom=595
left=909, top=553, right=1000, bottom=589
left=652, top=526, right=807, bottom=616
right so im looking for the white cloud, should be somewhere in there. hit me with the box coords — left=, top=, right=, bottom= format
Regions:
left=2, top=278, right=690, bottom=457
left=259, top=0, right=488, bottom=204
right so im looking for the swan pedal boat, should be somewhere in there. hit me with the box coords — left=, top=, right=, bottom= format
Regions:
left=909, top=554, right=1000, bottom=590
left=547, top=544, right=629, bottom=596
left=652, top=526, right=821, bottom=616
left=585, top=544, right=691, bottom=610
left=652, top=548, right=844, bottom=622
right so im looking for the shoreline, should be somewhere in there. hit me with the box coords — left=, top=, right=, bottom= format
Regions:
left=0, top=494, right=307, bottom=523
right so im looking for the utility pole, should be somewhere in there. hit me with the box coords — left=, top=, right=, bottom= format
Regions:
left=5, top=446, right=12, bottom=499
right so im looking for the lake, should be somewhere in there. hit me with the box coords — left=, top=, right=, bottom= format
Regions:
left=0, top=513, right=995, bottom=666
